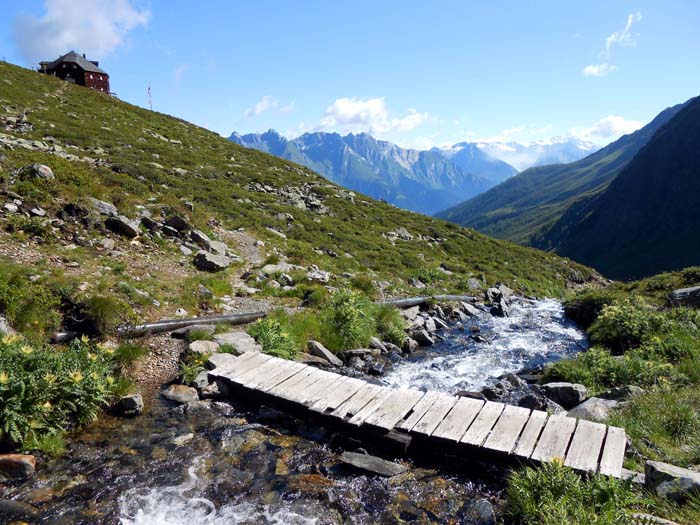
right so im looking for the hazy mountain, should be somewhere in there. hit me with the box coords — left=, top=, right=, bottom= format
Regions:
left=474, top=137, right=600, bottom=171
left=230, top=130, right=516, bottom=215
left=435, top=98, right=691, bottom=250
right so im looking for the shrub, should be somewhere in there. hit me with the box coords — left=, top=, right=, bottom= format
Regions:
left=80, top=295, right=131, bottom=335
left=589, top=298, right=667, bottom=353
left=350, top=275, right=376, bottom=297
left=114, top=342, right=148, bottom=366
left=563, top=288, right=622, bottom=329
left=372, top=304, right=405, bottom=346
left=248, top=317, right=297, bottom=359
left=0, top=335, right=120, bottom=451
left=321, top=291, right=375, bottom=351
left=506, top=461, right=637, bottom=525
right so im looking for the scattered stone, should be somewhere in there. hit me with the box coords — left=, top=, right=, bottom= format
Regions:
left=28, top=205, right=46, bottom=217
left=171, top=324, right=216, bottom=339
left=180, top=244, right=193, bottom=256
left=209, top=240, right=228, bottom=256
left=295, top=352, right=332, bottom=367
left=411, top=329, right=435, bottom=346
left=201, top=379, right=231, bottom=400
left=669, top=286, right=700, bottom=307
left=2, top=202, right=18, bottom=213
left=161, top=384, right=199, bottom=404
left=20, top=163, right=54, bottom=180
left=645, top=460, right=700, bottom=502
left=0, top=454, right=36, bottom=480
left=599, top=385, right=644, bottom=401
left=164, top=215, right=191, bottom=231
left=100, top=238, right=115, bottom=251
left=630, top=513, right=679, bottom=525
left=113, top=394, right=144, bottom=417
left=369, top=337, right=387, bottom=353
left=409, top=277, right=426, bottom=289
left=567, top=397, right=618, bottom=421
left=307, top=265, right=330, bottom=284
left=213, top=332, right=262, bottom=353
left=490, top=298, right=510, bottom=317
left=194, top=250, right=231, bottom=271
left=188, top=340, right=220, bottom=355
left=105, top=215, right=140, bottom=238
left=0, top=499, right=38, bottom=520
left=461, top=302, right=481, bottom=317
left=171, top=433, right=195, bottom=446
left=467, top=278, right=482, bottom=290
left=307, top=340, right=343, bottom=367
left=368, top=362, right=385, bottom=375
left=206, top=352, right=238, bottom=370
left=402, top=337, right=419, bottom=354
left=400, top=305, right=420, bottom=321
left=174, top=308, right=189, bottom=317
left=339, top=451, right=409, bottom=477
left=459, top=498, right=495, bottom=525
left=193, top=370, right=211, bottom=390
left=86, top=197, right=118, bottom=217
left=541, top=382, right=588, bottom=409
left=190, top=229, right=211, bottom=249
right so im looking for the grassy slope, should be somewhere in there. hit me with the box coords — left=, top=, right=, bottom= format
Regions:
left=435, top=100, right=689, bottom=248
left=0, top=61, right=597, bottom=332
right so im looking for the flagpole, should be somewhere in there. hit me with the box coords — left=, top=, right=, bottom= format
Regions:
left=148, top=82, right=152, bottom=110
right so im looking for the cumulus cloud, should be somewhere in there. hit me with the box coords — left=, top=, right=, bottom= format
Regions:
left=316, top=97, right=429, bottom=135
left=570, top=115, right=643, bottom=144
left=243, top=96, right=278, bottom=118
left=582, top=11, right=642, bottom=78
left=582, top=62, right=618, bottom=77
left=13, top=0, right=149, bottom=64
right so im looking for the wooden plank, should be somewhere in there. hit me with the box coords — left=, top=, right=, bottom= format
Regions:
left=254, top=361, right=305, bottom=392
left=280, top=368, right=328, bottom=403
left=220, top=353, right=272, bottom=382
left=483, top=405, right=531, bottom=454
left=564, top=419, right=607, bottom=472
left=296, top=371, right=344, bottom=405
left=598, top=426, right=627, bottom=477
left=397, top=391, right=440, bottom=432
left=347, top=388, right=394, bottom=426
left=310, top=377, right=364, bottom=413
left=412, top=394, right=461, bottom=436
left=512, top=410, right=548, bottom=458
left=234, top=356, right=284, bottom=386
left=331, top=384, right=384, bottom=419
left=432, top=397, right=484, bottom=441
left=530, top=415, right=577, bottom=463
left=461, top=401, right=505, bottom=447
left=363, top=389, right=425, bottom=430
left=210, top=350, right=266, bottom=378
left=268, top=366, right=318, bottom=398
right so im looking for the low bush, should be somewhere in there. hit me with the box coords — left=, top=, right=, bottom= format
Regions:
left=80, top=295, right=131, bottom=335
left=372, top=304, right=405, bottom=346
left=589, top=298, right=668, bottom=353
left=506, top=461, right=638, bottom=524
left=320, top=291, right=375, bottom=351
left=247, top=317, right=297, bottom=359
left=0, top=334, right=121, bottom=452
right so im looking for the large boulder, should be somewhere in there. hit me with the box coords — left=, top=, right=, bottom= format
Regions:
left=307, top=340, right=343, bottom=367
left=669, top=286, right=700, bottom=308
left=0, top=454, right=36, bottom=480
left=205, top=352, right=238, bottom=370
left=20, top=163, right=54, bottom=180
left=86, top=197, right=118, bottom=217
left=541, top=382, right=588, bottom=409
left=161, top=384, right=199, bottom=404
left=194, top=250, right=230, bottom=271
left=213, top=332, right=262, bottom=353
left=411, top=329, right=435, bottom=346
left=164, top=215, right=191, bottom=232
left=645, top=460, right=700, bottom=502
left=105, top=215, right=140, bottom=238
left=113, top=393, right=144, bottom=417
left=188, top=340, right=220, bottom=355
left=567, top=397, right=618, bottom=422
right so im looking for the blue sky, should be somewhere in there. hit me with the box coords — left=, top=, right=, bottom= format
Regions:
left=1, top=0, right=698, bottom=148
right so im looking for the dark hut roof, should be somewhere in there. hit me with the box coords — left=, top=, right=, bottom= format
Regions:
left=43, top=51, right=108, bottom=75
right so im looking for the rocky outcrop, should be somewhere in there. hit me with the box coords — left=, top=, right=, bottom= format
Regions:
left=194, top=250, right=231, bottom=271
left=105, top=215, right=140, bottom=238
left=645, top=460, right=700, bottom=502
left=567, top=397, right=618, bottom=421
left=669, top=286, right=700, bottom=307
left=307, top=340, right=343, bottom=367
left=212, top=332, right=262, bottom=354
left=541, top=382, right=588, bottom=409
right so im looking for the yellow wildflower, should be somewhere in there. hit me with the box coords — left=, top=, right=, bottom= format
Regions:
left=70, top=371, right=84, bottom=383
left=81, top=334, right=90, bottom=344
left=44, top=373, right=56, bottom=384
left=20, top=345, right=34, bottom=355
left=2, top=334, right=20, bottom=345
left=87, top=352, right=97, bottom=361
left=550, top=457, right=565, bottom=467
left=106, top=376, right=115, bottom=385
left=0, top=371, right=8, bottom=384
left=42, top=401, right=51, bottom=410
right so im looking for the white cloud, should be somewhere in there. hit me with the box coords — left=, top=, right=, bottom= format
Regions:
left=569, top=115, right=643, bottom=144
left=476, top=125, right=527, bottom=143
left=582, top=62, right=618, bottom=77
left=316, top=97, right=429, bottom=135
left=582, top=11, right=641, bottom=78
left=243, top=95, right=278, bottom=118
left=605, top=11, right=642, bottom=55
left=174, top=63, right=189, bottom=83
left=13, top=0, right=149, bottom=65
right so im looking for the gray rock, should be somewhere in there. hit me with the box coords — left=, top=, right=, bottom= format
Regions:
left=423, top=317, right=437, bottom=332
left=460, top=498, right=495, bottom=525
left=630, top=513, right=679, bottom=525
left=0, top=315, right=14, bottom=335
left=21, top=163, right=54, bottom=180
left=28, top=205, right=46, bottom=217
left=411, top=329, right=435, bottom=346
left=400, top=305, right=420, bottom=321
left=172, top=433, right=195, bottom=446
left=340, top=451, right=408, bottom=477
left=669, top=286, right=700, bottom=307
left=467, top=278, right=482, bottom=290
left=402, top=337, right=419, bottom=354
left=100, top=238, right=115, bottom=251
left=179, top=244, right=193, bottom=256
left=194, top=250, right=230, bottom=271
left=0, top=454, right=36, bottom=480
left=461, top=301, right=481, bottom=317
left=645, top=460, right=700, bottom=502
left=209, top=240, right=228, bottom=256
left=409, top=277, right=426, bottom=289
left=164, top=215, right=191, bottom=231
left=105, top=215, right=140, bottom=238
left=599, top=385, right=644, bottom=401
left=295, top=352, right=332, bottom=367
left=307, top=266, right=330, bottom=284
left=0, top=499, right=38, bottom=520
left=206, top=352, right=238, bottom=370
left=113, top=394, right=144, bottom=417
left=433, top=317, right=449, bottom=330
left=2, top=202, right=18, bottom=213
left=541, top=382, right=588, bottom=409
left=490, top=298, right=510, bottom=317
left=369, top=337, right=387, bottom=353
left=162, top=224, right=180, bottom=237
left=87, top=197, right=118, bottom=216
left=201, top=379, right=231, bottom=400
left=193, top=370, right=211, bottom=390
left=161, top=384, right=199, bottom=404
left=567, top=397, right=618, bottom=421
left=307, top=340, right=343, bottom=367
left=188, top=340, right=220, bottom=355
left=213, top=332, right=262, bottom=353
left=190, top=229, right=211, bottom=249
left=171, top=324, right=216, bottom=339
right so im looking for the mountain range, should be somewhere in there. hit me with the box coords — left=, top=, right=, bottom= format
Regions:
left=229, top=130, right=599, bottom=215
left=437, top=96, right=697, bottom=279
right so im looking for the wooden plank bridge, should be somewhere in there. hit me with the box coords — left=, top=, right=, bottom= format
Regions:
left=210, top=351, right=627, bottom=477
